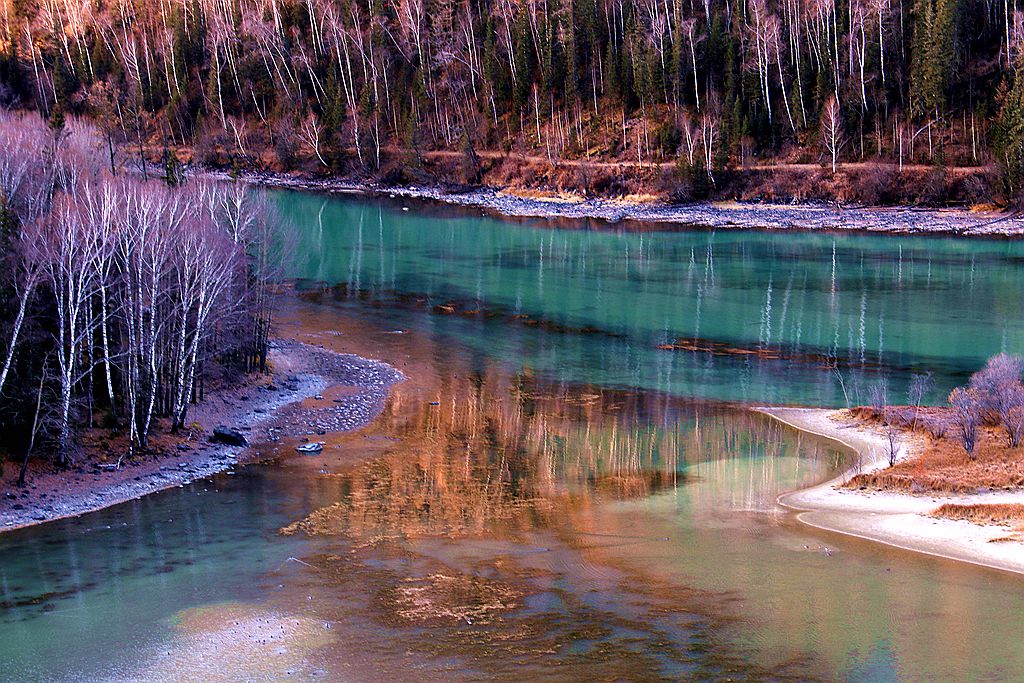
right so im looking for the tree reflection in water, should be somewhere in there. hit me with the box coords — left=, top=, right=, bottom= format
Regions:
left=282, top=367, right=842, bottom=544
left=268, top=363, right=844, bottom=681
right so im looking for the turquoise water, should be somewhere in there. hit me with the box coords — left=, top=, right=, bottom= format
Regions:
left=279, top=191, right=1024, bottom=406
left=3, top=192, right=1024, bottom=681
left=1, top=370, right=861, bottom=681
left=0, top=469, right=314, bottom=680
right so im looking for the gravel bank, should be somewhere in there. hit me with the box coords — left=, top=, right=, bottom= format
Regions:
left=222, top=171, right=1024, bottom=236
left=0, top=339, right=402, bottom=533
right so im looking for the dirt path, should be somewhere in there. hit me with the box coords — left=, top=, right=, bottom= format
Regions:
left=412, top=146, right=991, bottom=177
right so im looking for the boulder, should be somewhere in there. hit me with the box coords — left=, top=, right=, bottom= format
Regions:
left=211, top=426, right=248, bottom=447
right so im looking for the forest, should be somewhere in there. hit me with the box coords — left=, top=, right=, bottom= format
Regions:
left=2, top=0, right=1024, bottom=202
left=0, top=109, right=277, bottom=481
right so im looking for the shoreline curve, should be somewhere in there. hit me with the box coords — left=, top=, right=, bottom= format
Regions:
left=759, top=406, right=1024, bottom=577
left=0, top=339, right=403, bottom=536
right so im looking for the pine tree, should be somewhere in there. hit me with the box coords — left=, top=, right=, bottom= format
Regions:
left=994, top=72, right=1024, bottom=201
left=910, top=0, right=960, bottom=117
left=48, top=59, right=68, bottom=134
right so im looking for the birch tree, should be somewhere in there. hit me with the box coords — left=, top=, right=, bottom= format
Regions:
left=38, top=191, right=106, bottom=461
left=821, top=94, right=845, bottom=174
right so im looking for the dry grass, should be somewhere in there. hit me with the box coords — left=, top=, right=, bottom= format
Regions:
left=970, top=202, right=1003, bottom=213
left=931, top=502, right=1024, bottom=527
left=617, top=193, right=662, bottom=204
left=846, top=409, right=1024, bottom=494
left=931, top=503, right=1024, bottom=542
left=500, top=188, right=586, bottom=203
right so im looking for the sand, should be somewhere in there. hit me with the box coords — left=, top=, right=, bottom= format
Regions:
left=113, top=603, right=336, bottom=682
left=760, top=407, right=1024, bottom=576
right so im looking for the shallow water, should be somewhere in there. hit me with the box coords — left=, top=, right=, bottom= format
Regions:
left=3, top=193, right=1024, bottom=681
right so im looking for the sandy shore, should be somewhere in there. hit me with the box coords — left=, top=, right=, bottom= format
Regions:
left=220, top=171, right=1024, bottom=237
left=760, top=407, right=1024, bottom=576
left=0, top=338, right=402, bottom=534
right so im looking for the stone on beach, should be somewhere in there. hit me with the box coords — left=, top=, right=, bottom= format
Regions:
left=211, top=426, right=249, bottom=447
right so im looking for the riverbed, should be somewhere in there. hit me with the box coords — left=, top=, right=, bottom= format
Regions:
left=3, top=191, right=1024, bottom=681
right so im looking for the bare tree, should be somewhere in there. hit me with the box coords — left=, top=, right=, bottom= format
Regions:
left=0, top=230, right=42, bottom=398
left=949, top=387, right=983, bottom=459
left=37, top=190, right=108, bottom=461
left=299, top=112, right=329, bottom=167
left=907, top=371, right=934, bottom=430
left=17, top=361, right=52, bottom=487
left=970, top=353, right=1024, bottom=420
left=821, top=94, right=845, bottom=174
left=700, top=107, right=719, bottom=181
left=117, top=181, right=178, bottom=450
left=169, top=208, right=240, bottom=431
left=989, top=380, right=1024, bottom=446
left=1006, top=403, right=1024, bottom=448
left=868, top=377, right=888, bottom=418
left=680, top=112, right=699, bottom=166
left=886, top=424, right=899, bottom=467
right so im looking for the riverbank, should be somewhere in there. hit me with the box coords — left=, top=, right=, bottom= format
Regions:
left=220, top=170, right=1024, bottom=237
left=762, top=407, right=1024, bottom=576
left=0, top=338, right=402, bottom=533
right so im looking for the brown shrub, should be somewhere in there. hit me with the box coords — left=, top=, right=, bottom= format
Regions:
left=847, top=166, right=897, bottom=205
left=193, top=120, right=230, bottom=168
left=921, top=414, right=949, bottom=440
left=959, top=172, right=999, bottom=206
left=916, top=167, right=949, bottom=205
left=486, top=155, right=525, bottom=187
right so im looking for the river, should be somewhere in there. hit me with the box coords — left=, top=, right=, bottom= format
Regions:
left=2, top=191, right=1024, bottom=681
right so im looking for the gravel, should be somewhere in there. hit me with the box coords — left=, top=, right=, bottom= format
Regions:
left=0, top=339, right=402, bottom=533
left=213, top=171, right=1024, bottom=237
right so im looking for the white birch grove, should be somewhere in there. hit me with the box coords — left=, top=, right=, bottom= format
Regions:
left=38, top=190, right=107, bottom=460
left=0, top=111, right=281, bottom=465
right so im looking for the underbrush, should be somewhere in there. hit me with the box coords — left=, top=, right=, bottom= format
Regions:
left=724, top=166, right=999, bottom=206
left=846, top=412, right=1024, bottom=494
left=175, top=125, right=1003, bottom=208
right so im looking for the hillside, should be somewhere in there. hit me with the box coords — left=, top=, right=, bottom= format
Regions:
left=1, top=0, right=1024, bottom=202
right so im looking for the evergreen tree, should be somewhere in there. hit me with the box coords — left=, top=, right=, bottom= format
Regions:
left=994, top=72, right=1024, bottom=201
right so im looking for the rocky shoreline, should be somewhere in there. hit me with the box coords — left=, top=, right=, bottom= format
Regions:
left=215, top=170, right=1024, bottom=236
left=0, top=338, right=402, bottom=534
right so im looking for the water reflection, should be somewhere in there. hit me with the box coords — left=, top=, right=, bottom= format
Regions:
left=3, top=299, right=1024, bottom=681
left=0, top=329, right=843, bottom=681
left=263, top=301, right=1024, bottom=682
left=262, top=353, right=847, bottom=681
left=276, top=190, right=1024, bottom=405
left=280, top=365, right=842, bottom=545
